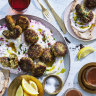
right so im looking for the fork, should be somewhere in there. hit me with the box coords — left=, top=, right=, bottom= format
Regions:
left=37, top=0, right=53, bottom=21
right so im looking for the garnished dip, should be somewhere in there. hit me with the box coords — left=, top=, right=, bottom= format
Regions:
left=0, top=15, right=67, bottom=75
left=70, top=4, right=95, bottom=32
left=86, top=67, right=96, bottom=86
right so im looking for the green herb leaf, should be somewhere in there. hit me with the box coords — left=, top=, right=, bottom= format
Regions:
left=23, top=48, right=27, bottom=54
left=19, top=43, right=22, bottom=51
left=18, top=51, right=20, bottom=55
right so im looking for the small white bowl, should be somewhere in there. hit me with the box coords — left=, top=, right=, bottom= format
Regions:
left=43, top=75, right=63, bottom=95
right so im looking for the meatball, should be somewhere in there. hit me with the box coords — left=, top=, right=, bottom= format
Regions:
left=0, top=57, right=10, bottom=67
left=19, top=57, right=34, bottom=72
left=9, top=53, right=18, bottom=69
left=75, top=4, right=94, bottom=23
left=16, top=16, right=30, bottom=30
left=12, top=25, right=22, bottom=38
left=3, top=30, right=12, bottom=39
left=3, top=25, right=22, bottom=39
left=24, top=29, right=39, bottom=44
left=28, top=44, right=43, bottom=59
left=51, top=41, right=67, bottom=57
left=85, top=0, right=96, bottom=9
left=5, top=15, right=15, bottom=31
left=41, top=48, right=54, bottom=63
left=32, top=62, right=46, bottom=77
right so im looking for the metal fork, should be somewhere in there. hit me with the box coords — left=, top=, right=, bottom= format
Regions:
left=37, top=0, right=53, bottom=21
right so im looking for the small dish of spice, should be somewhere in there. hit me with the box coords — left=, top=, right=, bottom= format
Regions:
left=86, top=67, right=96, bottom=87
left=64, top=88, right=82, bottom=96
left=43, top=75, right=63, bottom=95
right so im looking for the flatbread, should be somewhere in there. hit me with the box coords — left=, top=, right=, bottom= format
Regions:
left=70, top=0, right=96, bottom=40
left=0, top=69, right=9, bottom=96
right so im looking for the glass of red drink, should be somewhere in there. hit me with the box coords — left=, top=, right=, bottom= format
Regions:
left=8, top=0, right=30, bottom=11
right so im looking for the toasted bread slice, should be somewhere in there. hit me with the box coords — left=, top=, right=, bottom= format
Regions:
left=70, top=0, right=96, bottom=40
left=0, top=69, right=9, bottom=96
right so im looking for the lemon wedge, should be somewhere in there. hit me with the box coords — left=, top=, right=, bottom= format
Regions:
left=78, top=47, right=95, bottom=60
left=16, top=85, right=23, bottom=96
left=24, top=92, right=30, bottom=96
left=29, top=81, right=38, bottom=91
left=22, top=79, right=38, bottom=95
left=24, top=91, right=38, bottom=96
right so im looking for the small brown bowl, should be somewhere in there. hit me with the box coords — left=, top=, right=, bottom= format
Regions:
left=86, top=67, right=96, bottom=87
left=43, top=75, right=63, bottom=95
left=78, top=62, right=96, bottom=94
left=82, top=67, right=96, bottom=90
left=64, top=88, right=82, bottom=96
left=8, top=75, right=44, bottom=96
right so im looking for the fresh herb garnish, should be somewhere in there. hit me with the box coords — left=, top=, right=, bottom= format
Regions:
left=19, top=43, right=22, bottom=51
left=23, top=48, right=27, bottom=54
left=18, top=51, right=20, bottom=55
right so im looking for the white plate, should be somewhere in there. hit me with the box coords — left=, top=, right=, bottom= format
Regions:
left=0, top=15, right=70, bottom=96
left=64, top=0, right=96, bottom=41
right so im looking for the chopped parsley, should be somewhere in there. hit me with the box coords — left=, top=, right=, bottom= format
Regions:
left=18, top=51, right=20, bottom=55
left=23, top=48, right=27, bottom=54
left=19, top=43, right=22, bottom=51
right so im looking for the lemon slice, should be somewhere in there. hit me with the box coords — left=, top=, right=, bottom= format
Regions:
left=29, top=81, right=38, bottom=91
left=78, top=47, right=95, bottom=60
left=22, top=79, right=38, bottom=95
left=16, top=85, right=23, bottom=96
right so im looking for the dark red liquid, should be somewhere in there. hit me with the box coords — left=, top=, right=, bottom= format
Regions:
left=9, top=0, right=30, bottom=11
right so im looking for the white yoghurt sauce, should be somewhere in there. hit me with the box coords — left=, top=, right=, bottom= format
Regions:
left=70, top=10, right=95, bottom=32
left=0, top=19, right=64, bottom=74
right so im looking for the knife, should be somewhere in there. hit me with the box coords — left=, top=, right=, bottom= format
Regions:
left=44, top=0, right=66, bottom=34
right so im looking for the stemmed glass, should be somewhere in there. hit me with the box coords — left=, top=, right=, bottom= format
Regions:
left=8, top=0, right=30, bottom=12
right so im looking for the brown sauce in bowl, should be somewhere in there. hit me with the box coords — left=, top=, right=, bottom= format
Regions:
left=65, top=89, right=82, bottom=96
left=87, top=67, right=96, bottom=85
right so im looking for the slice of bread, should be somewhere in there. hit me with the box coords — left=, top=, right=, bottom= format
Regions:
left=0, top=69, right=9, bottom=96
left=70, top=0, right=96, bottom=40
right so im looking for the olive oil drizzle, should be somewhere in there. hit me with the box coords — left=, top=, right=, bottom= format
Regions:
left=8, top=42, right=17, bottom=53
left=56, top=68, right=65, bottom=75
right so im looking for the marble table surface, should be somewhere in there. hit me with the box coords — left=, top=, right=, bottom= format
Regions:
left=0, top=0, right=96, bottom=96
